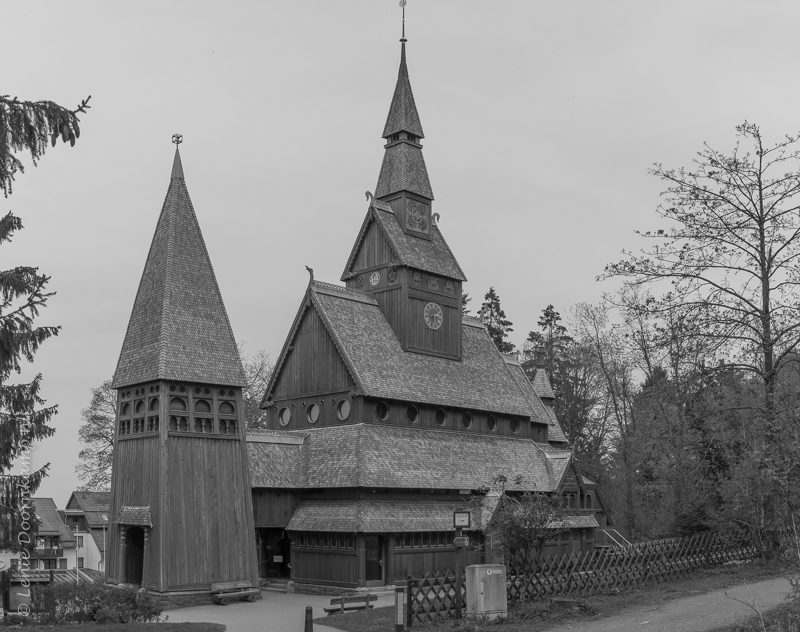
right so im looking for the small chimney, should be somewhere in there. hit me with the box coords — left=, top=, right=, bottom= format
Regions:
left=535, top=345, right=547, bottom=369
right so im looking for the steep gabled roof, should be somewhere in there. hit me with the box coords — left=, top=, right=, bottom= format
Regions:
left=504, top=360, right=568, bottom=444
left=341, top=205, right=466, bottom=281
left=247, top=424, right=568, bottom=492
left=31, top=498, right=75, bottom=544
left=297, top=281, right=531, bottom=415
left=67, top=491, right=110, bottom=513
left=112, top=148, right=245, bottom=388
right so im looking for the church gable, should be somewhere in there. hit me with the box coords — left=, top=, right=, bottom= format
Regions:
left=269, top=297, right=356, bottom=399
left=342, top=209, right=400, bottom=280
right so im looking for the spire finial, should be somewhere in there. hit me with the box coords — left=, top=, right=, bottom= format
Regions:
left=400, top=0, right=406, bottom=39
left=171, top=134, right=184, bottom=180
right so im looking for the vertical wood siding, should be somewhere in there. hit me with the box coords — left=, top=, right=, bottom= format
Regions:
left=107, top=435, right=161, bottom=584
left=407, top=298, right=461, bottom=358
left=252, top=490, right=299, bottom=527
left=164, top=436, right=256, bottom=589
left=352, top=219, right=398, bottom=271
left=291, top=548, right=358, bottom=586
left=273, top=307, right=355, bottom=397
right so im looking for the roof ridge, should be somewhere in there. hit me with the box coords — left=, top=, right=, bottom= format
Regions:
left=430, top=223, right=467, bottom=281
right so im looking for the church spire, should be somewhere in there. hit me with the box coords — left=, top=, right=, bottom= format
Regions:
left=375, top=33, right=433, bottom=208
left=112, top=139, right=245, bottom=388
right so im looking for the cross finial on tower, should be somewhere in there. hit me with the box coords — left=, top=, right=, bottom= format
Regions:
left=172, top=133, right=183, bottom=145
left=171, top=134, right=185, bottom=179
left=400, top=0, right=406, bottom=40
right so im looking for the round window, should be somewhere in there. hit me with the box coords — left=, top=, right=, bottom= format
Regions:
left=487, top=415, right=497, bottom=431
left=406, top=405, right=419, bottom=423
left=376, top=401, right=389, bottom=421
left=307, top=404, right=320, bottom=424
left=279, top=407, right=292, bottom=426
left=510, top=419, right=520, bottom=434
left=435, top=408, right=447, bottom=426
left=337, top=400, right=351, bottom=420
left=461, top=412, right=472, bottom=429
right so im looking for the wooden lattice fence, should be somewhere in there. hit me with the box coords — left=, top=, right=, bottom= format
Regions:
left=507, top=529, right=768, bottom=602
left=406, top=528, right=789, bottom=624
left=406, top=570, right=465, bottom=626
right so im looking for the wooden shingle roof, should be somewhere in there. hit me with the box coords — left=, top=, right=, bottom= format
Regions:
left=341, top=206, right=466, bottom=281
left=247, top=424, right=570, bottom=492
left=381, top=41, right=425, bottom=140
left=375, top=141, right=433, bottom=199
left=112, top=148, right=245, bottom=388
left=31, top=498, right=75, bottom=544
left=505, top=360, right=568, bottom=444
left=308, top=283, right=531, bottom=416
left=115, top=505, right=152, bottom=527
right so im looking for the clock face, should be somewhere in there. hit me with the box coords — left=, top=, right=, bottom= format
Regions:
left=370, top=271, right=381, bottom=287
left=424, top=302, right=443, bottom=330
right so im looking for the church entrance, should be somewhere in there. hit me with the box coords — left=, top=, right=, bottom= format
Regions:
left=258, top=529, right=291, bottom=579
left=121, top=527, right=144, bottom=586
left=365, top=535, right=383, bottom=585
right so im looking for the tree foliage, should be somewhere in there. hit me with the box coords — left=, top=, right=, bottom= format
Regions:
left=603, top=122, right=800, bottom=550
left=472, top=475, right=567, bottom=571
left=1, top=94, right=90, bottom=197
left=481, top=287, right=515, bottom=353
left=75, top=380, right=116, bottom=491
left=0, top=93, right=87, bottom=586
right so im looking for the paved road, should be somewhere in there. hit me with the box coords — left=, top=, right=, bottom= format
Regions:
left=163, top=589, right=395, bottom=632
left=545, top=577, right=791, bottom=632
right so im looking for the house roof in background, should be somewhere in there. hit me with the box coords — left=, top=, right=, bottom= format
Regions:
left=31, top=498, right=75, bottom=544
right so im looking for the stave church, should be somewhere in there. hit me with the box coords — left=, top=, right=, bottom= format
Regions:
left=107, top=24, right=609, bottom=593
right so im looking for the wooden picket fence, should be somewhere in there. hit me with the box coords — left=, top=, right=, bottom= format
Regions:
left=406, top=569, right=465, bottom=626
left=406, top=528, right=789, bottom=624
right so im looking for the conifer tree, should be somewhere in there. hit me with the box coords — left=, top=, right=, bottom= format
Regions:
left=0, top=92, right=89, bottom=583
left=481, top=287, right=515, bottom=353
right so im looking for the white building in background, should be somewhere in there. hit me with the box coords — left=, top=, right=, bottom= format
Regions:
left=62, top=491, right=110, bottom=573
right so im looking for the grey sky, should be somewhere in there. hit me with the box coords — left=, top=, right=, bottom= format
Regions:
left=5, top=0, right=800, bottom=504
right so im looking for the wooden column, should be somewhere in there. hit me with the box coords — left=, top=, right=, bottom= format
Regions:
left=356, top=534, right=366, bottom=588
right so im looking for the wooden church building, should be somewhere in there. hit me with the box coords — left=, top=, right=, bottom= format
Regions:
left=106, top=31, right=606, bottom=594
left=247, top=38, right=603, bottom=588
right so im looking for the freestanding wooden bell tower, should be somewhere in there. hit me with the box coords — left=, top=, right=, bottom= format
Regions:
left=107, top=139, right=257, bottom=593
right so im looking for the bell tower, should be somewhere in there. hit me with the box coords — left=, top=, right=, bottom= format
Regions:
left=107, top=138, right=257, bottom=593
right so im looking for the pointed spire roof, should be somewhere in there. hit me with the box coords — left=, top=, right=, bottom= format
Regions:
left=381, top=40, right=425, bottom=140
left=376, top=39, right=433, bottom=200
left=112, top=151, right=246, bottom=388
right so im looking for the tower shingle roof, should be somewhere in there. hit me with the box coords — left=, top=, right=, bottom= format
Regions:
left=375, top=141, right=433, bottom=199
left=382, top=41, right=424, bottom=140
left=112, top=149, right=245, bottom=388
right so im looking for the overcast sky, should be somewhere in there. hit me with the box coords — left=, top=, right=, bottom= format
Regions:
left=5, top=0, right=800, bottom=505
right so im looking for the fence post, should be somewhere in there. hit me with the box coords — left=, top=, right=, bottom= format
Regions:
left=304, top=605, right=313, bottom=632
left=395, top=580, right=406, bottom=631
left=406, top=575, right=413, bottom=629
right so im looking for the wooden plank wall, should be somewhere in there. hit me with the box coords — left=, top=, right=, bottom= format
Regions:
left=292, top=548, right=358, bottom=586
left=107, top=436, right=161, bottom=584
left=252, top=490, right=299, bottom=527
left=165, top=436, right=255, bottom=589
left=272, top=308, right=355, bottom=398
left=351, top=218, right=397, bottom=270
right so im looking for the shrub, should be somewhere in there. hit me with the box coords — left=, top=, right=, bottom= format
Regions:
left=31, top=581, right=162, bottom=624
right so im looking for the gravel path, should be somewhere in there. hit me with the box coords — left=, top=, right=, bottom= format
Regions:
left=546, top=577, right=791, bottom=632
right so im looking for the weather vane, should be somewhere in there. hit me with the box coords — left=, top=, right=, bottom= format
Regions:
left=172, top=134, right=183, bottom=145
left=400, top=0, right=406, bottom=39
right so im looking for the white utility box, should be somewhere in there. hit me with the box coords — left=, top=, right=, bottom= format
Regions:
left=465, top=564, right=508, bottom=620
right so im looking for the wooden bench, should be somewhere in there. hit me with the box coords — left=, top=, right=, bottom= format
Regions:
left=323, top=593, right=378, bottom=615
left=210, top=581, right=260, bottom=606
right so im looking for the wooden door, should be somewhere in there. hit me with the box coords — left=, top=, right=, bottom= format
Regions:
left=124, top=527, right=144, bottom=585
left=365, top=536, right=382, bottom=582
